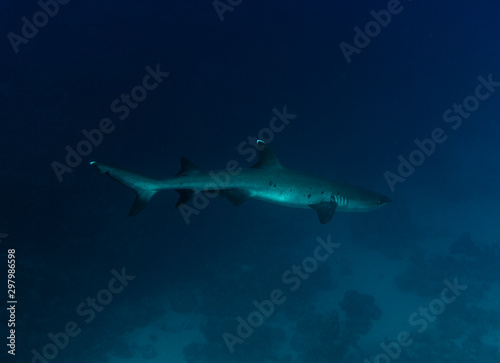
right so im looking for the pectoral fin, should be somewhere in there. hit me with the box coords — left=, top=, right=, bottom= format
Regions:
left=309, top=202, right=337, bottom=224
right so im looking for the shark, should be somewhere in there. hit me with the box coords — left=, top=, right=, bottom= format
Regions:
left=90, top=141, right=391, bottom=224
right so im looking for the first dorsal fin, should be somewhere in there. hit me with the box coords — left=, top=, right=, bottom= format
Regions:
left=176, top=157, right=202, bottom=176
left=251, top=140, right=284, bottom=169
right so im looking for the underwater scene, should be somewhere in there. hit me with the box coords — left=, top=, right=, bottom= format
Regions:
left=1, top=0, right=500, bottom=362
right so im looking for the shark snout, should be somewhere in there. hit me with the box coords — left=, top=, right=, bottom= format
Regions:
left=380, top=195, right=392, bottom=203
left=376, top=195, right=392, bottom=206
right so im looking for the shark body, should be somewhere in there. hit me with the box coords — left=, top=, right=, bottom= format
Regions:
left=91, top=141, right=391, bottom=224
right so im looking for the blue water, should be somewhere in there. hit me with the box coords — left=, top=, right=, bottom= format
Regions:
left=2, top=1, right=500, bottom=362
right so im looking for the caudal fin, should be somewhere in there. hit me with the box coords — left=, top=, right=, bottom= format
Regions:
left=90, top=161, right=159, bottom=216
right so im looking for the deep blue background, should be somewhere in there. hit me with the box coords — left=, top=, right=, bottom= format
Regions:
left=1, top=0, right=500, bottom=362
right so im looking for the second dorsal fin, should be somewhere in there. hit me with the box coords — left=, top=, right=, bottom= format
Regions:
left=176, top=157, right=203, bottom=176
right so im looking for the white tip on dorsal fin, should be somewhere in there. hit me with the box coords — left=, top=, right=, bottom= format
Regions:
left=251, top=140, right=284, bottom=169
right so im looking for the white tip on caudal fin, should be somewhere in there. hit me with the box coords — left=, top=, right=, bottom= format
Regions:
left=90, top=161, right=158, bottom=216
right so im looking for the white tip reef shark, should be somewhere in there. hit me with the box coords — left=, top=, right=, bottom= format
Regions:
left=90, top=141, right=391, bottom=224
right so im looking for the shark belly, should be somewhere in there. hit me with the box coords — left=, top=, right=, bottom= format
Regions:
left=251, top=191, right=310, bottom=208
left=243, top=169, right=329, bottom=209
